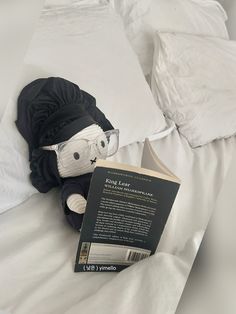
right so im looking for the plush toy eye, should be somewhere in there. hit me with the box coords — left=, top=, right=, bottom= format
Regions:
left=73, top=152, right=80, bottom=160
left=100, top=140, right=105, bottom=148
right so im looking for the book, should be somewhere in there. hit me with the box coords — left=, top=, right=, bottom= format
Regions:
left=74, top=139, right=180, bottom=272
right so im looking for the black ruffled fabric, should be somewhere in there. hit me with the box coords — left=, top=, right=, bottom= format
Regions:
left=16, top=77, right=114, bottom=193
left=15, top=77, right=114, bottom=230
left=29, top=148, right=61, bottom=193
left=16, top=77, right=113, bottom=160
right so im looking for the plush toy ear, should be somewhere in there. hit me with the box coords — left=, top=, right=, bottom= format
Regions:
left=30, top=149, right=61, bottom=193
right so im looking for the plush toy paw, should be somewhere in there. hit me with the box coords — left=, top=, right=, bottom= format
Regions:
left=66, top=194, right=87, bottom=214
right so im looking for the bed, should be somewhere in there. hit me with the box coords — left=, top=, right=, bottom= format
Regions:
left=0, top=1, right=235, bottom=313
left=1, top=130, right=235, bottom=314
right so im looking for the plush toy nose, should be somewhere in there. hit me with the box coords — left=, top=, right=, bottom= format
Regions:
left=90, top=157, right=97, bottom=165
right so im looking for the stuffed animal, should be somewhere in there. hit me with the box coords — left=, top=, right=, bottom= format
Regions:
left=16, top=77, right=119, bottom=231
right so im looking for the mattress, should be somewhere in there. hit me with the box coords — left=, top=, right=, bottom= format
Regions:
left=0, top=129, right=235, bottom=314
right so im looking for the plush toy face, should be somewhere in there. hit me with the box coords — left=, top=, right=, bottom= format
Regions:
left=57, top=124, right=108, bottom=178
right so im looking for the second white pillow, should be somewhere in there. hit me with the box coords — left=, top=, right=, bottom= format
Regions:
left=151, top=32, right=236, bottom=148
left=113, top=0, right=229, bottom=75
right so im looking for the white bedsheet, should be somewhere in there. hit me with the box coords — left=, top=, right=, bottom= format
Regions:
left=0, top=130, right=235, bottom=314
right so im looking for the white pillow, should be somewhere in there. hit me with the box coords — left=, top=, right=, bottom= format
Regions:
left=0, top=0, right=44, bottom=119
left=0, top=3, right=167, bottom=213
left=151, top=32, right=236, bottom=148
left=113, top=0, right=229, bottom=75
left=25, top=3, right=166, bottom=148
left=0, top=97, right=37, bottom=213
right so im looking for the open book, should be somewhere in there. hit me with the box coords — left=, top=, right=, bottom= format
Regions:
left=74, top=139, right=180, bottom=272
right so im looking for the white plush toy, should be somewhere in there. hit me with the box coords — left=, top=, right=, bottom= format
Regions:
left=16, top=77, right=119, bottom=230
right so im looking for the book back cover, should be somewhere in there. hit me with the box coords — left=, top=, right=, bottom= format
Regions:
left=74, top=159, right=180, bottom=272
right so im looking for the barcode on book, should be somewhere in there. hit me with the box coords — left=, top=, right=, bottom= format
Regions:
left=85, top=243, right=151, bottom=265
left=126, top=250, right=150, bottom=262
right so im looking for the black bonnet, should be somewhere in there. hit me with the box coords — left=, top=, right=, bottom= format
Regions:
left=16, top=77, right=114, bottom=160
left=15, top=77, right=114, bottom=193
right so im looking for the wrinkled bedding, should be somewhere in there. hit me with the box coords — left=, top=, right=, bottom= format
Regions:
left=0, top=129, right=235, bottom=314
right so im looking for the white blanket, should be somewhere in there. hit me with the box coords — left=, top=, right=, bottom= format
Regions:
left=0, top=129, right=235, bottom=314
